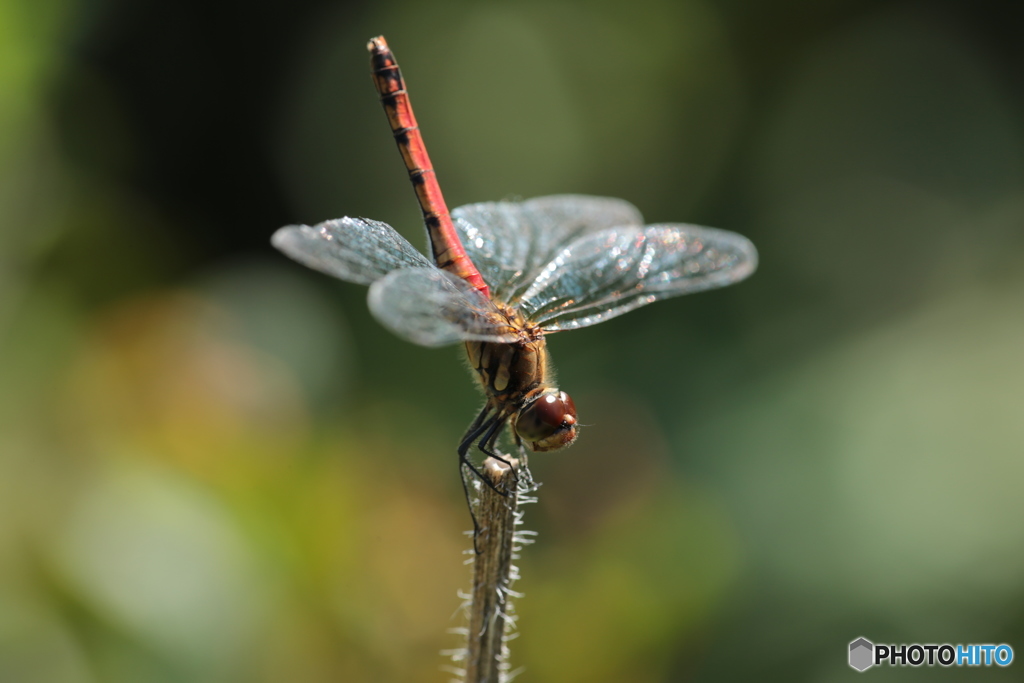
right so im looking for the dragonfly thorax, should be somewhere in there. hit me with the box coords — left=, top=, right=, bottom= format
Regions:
left=465, top=336, right=546, bottom=399
left=465, top=303, right=544, bottom=396
left=465, top=310, right=578, bottom=453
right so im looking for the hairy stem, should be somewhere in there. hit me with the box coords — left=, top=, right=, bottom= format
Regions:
left=461, top=457, right=534, bottom=683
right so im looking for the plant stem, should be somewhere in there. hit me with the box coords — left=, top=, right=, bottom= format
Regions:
left=461, top=456, right=533, bottom=683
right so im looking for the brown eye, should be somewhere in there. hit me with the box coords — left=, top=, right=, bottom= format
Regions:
left=515, top=391, right=578, bottom=452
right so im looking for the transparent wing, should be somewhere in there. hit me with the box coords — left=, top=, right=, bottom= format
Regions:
left=367, top=267, right=519, bottom=347
left=452, top=195, right=644, bottom=302
left=517, top=224, right=757, bottom=331
left=271, top=216, right=432, bottom=285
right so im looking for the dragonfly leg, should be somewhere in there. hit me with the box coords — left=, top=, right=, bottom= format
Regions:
left=477, top=420, right=519, bottom=486
left=460, top=426, right=514, bottom=497
left=457, top=461, right=483, bottom=554
left=459, top=405, right=517, bottom=495
left=458, top=406, right=511, bottom=553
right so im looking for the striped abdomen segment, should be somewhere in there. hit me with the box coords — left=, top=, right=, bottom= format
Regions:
left=366, top=36, right=490, bottom=298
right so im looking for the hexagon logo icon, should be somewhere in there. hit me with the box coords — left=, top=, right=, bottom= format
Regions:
left=849, top=637, right=874, bottom=671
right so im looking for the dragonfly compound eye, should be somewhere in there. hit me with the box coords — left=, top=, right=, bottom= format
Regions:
left=515, top=390, right=578, bottom=452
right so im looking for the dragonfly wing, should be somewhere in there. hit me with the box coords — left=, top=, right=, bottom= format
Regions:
left=518, top=224, right=757, bottom=331
left=452, top=195, right=644, bottom=301
left=368, top=267, right=519, bottom=347
left=272, top=217, right=432, bottom=285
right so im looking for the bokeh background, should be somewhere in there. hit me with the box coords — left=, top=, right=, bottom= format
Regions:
left=3, top=0, right=1024, bottom=681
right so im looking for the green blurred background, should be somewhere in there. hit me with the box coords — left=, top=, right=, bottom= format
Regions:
left=3, top=0, right=1024, bottom=681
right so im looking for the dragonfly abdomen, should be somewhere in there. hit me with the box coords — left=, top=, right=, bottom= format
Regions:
left=367, top=36, right=489, bottom=297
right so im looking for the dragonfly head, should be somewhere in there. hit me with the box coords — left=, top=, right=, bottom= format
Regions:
left=515, top=389, right=578, bottom=452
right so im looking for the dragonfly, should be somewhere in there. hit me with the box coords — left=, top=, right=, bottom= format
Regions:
left=272, top=36, right=757, bottom=533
